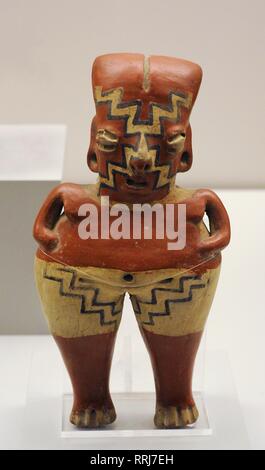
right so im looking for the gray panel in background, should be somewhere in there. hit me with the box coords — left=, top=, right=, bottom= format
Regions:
left=0, top=181, right=59, bottom=334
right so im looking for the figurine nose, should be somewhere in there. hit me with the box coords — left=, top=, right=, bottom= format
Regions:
left=129, top=157, right=152, bottom=176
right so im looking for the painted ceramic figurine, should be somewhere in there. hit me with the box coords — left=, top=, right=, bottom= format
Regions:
left=34, top=54, right=230, bottom=429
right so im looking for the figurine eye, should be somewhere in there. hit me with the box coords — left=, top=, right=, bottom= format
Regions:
left=96, top=129, right=119, bottom=153
left=167, top=132, right=186, bottom=155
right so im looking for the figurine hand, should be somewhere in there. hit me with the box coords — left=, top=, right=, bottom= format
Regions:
left=195, top=189, right=230, bottom=257
left=34, top=225, right=59, bottom=252
left=61, top=184, right=89, bottom=222
left=198, top=233, right=226, bottom=258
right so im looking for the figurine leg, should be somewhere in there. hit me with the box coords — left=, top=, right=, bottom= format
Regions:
left=130, top=266, right=220, bottom=428
left=139, top=329, right=201, bottom=428
left=35, top=258, right=125, bottom=428
left=54, top=332, right=118, bottom=427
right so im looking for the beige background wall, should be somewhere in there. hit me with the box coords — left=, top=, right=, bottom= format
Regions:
left=0, top=0, right=264, bottom=187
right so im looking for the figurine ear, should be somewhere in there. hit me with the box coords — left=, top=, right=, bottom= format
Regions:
left=87, top=118, right=99, bottom=173
left=178, top=124, right=193, bottom=173
left=87, top=148, right=99, bottom=173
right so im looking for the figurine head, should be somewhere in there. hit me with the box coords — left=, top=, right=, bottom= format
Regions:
left=88, top=53, right=202, bottom=203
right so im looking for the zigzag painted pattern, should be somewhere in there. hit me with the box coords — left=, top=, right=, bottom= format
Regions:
left=94, top=86, right=192, bottom=189
left=44, top=266, right=124, bottom=328
left=131, top=275, right=207, bottom=326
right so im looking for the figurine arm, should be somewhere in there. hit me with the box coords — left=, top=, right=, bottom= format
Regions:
left=33, top=185, right=64, bottom=251
left=195, top=189, right=231, bottom=256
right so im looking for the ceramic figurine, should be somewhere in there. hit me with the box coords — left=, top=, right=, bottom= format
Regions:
left=33, top=53, right=230, bottom=429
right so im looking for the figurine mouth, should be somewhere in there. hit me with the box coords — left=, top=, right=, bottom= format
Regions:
left=125, top=177, right=148, bottom=189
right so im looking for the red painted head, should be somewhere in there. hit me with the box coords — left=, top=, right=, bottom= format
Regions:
left=87, top=53, right=202, bottom=203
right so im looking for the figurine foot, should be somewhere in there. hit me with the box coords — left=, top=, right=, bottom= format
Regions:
left=154, top=403, right=199, bottom=429
left=70, top=404, right=116, bottom=428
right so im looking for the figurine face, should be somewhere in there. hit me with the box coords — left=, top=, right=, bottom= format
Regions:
left=88, top=54, right=202, bottom=203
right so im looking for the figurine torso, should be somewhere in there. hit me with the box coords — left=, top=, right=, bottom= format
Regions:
left=36, top=183, right=220, bottom=272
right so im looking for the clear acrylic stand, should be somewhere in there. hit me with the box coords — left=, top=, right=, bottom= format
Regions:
left=61, top=294, right=211, bottom=438
left=62, top=392, right=210, bottom=438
